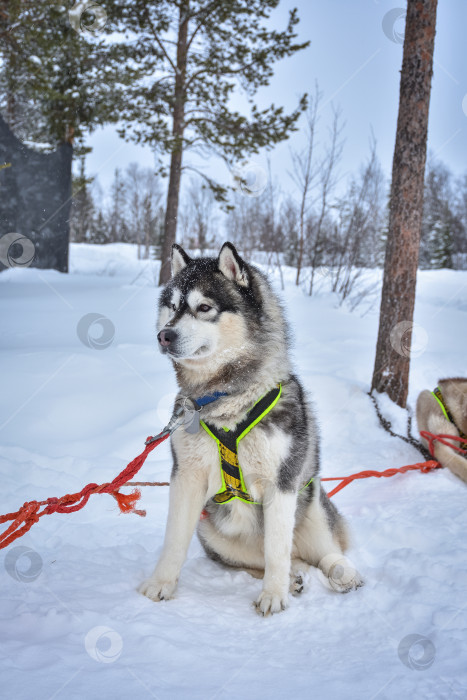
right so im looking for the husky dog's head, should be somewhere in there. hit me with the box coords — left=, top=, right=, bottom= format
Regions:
left=157, top=242, right=289, bottom=392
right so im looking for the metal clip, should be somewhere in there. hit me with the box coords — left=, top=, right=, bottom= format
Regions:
left=145, top=430, right=169, bottom=446
left=166, top=401, right=187, bottom=434
left=183, top=397, right=201, bottom=434
left=145, top=396, right=201, bottom=445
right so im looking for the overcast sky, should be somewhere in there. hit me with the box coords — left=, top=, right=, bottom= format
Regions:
left=86, top=0, right=467, bottom=203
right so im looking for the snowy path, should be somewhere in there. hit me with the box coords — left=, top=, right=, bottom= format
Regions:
left=1, top=245, right=466, bottom=700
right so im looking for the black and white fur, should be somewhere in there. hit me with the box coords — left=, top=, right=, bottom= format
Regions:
left=139, top=242, right=363, bottom=615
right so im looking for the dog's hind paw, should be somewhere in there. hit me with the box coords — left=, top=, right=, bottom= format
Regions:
left=290, top=559, right=310, bottom=595
left=289, top=573, right=304, bottom=596
left=328, top=561, right=364, bottom=594
left=138, top=577, right=177, bottom=602
left=254, top=589, right=289, bottom=616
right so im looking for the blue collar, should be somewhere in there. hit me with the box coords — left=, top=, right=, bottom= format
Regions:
left=194, top=391, right=229, bottom=408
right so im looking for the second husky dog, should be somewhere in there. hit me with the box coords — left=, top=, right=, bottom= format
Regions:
left=140, top=242, right=363, bottom=615
left=418, top=378, right=467, bottom=484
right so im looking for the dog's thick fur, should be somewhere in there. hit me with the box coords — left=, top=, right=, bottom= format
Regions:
left=139, top=242, right=363, bottom=614
left=417, top=378, right=467, bottom=484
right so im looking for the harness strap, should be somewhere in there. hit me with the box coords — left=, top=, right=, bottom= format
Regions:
left=202, top=385, right=282, bottom=504
left=431, top=387, right=467, bottom=444
left=194, top=391, right=229, bottom=408
left=202, top=385, right=315, bottom=505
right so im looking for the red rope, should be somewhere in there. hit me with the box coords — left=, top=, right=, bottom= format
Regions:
left=320, top=430, right=467, bottom=497
left=419, top=430, right=467, bottom=457
left=2, top=430, right=461, bottom=550
left=0, top=433, right=169, bottom=550
left=321, top=460, right=441, bottom=497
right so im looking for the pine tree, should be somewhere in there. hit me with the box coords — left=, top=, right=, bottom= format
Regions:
left=90, top=211, right=111, bottom=245
left=429, top=218, right=453, bottom=269
left=420, top=160, right=458, bottom=269
left=104, top=0, right=309, bottom=283
left=371, top=0, right=438, bottom=407
left=0, top=0, right=129, bottom=152
left=453, top=174, right=467, bottom=268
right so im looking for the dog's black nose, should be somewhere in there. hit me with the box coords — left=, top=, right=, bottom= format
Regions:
left=158, top=329, right=177, bottom=347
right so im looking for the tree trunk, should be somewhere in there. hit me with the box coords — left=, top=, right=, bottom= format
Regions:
left=158, top=1, right=189, bottom=286
left=371, top=0, right=437, bottom=407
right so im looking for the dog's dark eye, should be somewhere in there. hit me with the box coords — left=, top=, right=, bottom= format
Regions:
left=171, top=303, right=177, bottom=311
left=197, top=304, right=212, bottom=313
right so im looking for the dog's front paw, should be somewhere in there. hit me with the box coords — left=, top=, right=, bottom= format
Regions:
left=254, top=588, right=289, bottom=616
left=138, top=577, right=178, bottom=602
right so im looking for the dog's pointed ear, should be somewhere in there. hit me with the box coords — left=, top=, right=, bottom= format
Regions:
left=171, top=244, right=191, bottom=277
left=218, top=242, right=249, bottom=287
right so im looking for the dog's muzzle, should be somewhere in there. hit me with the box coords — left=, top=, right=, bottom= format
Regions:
left=158, top=328, right=177, bottom=351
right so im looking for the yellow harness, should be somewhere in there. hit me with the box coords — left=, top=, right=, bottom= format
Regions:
left=431, top=386, right=467, bottom=450
left=201, top=384, right=314, bottom=504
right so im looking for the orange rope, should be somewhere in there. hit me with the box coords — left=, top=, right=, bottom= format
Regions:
left=321, top=460, right=441, bottom=497
left=123, top=461, right=442, bottom=502
left=2, top=430, right=457, bottom=550
left=0, top=433, right=169, bottom=550
left=321, top=429, right=467, bottom=497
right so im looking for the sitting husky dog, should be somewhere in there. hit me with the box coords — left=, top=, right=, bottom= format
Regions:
left=418, top=378, right=467, bottom=484
left=140, top=242, right=363, bottom=614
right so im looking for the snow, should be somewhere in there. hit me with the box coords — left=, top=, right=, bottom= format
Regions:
left=1, top=243, right=466, bottom=700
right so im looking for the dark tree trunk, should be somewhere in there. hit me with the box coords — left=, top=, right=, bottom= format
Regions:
left=371, top=0, right=437, bottom=407
left=158, top=2, right=189, bottom=286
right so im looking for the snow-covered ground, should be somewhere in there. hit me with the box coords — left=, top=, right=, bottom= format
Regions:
left=1, top=243, right=466, bottom=700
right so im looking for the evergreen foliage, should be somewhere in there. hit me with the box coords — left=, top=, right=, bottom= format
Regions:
left=0, top=0, right=132, bottom=153
left=420, top=159, right=463, bottom=269
left=105, top=0, right=309, bottom=192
